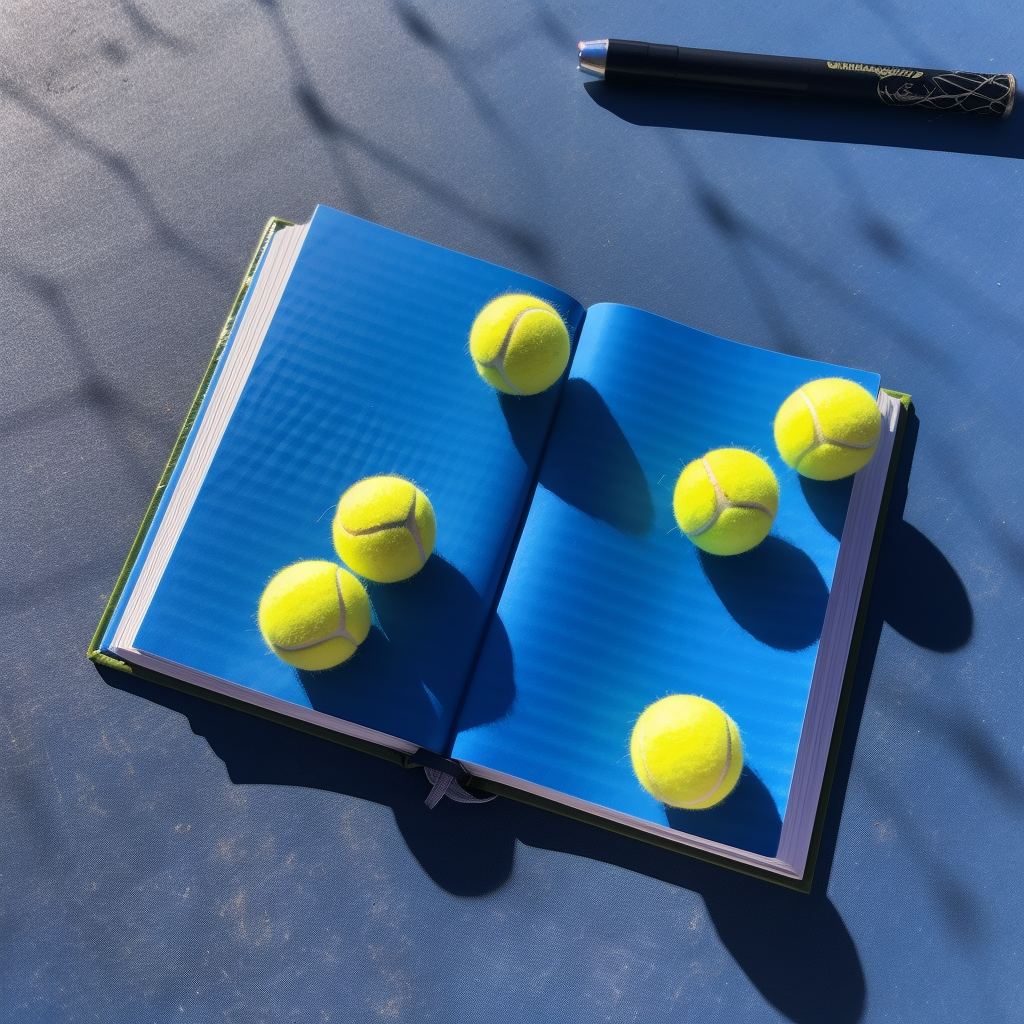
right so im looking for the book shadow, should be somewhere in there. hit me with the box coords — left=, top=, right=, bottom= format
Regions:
left=584, top=80, right=1023, bottom=160
left=96, top=408, right=972, bottom=1024
left=500, top=378, right=655, bottom=535
left=101, top=657, right=864, bottom=1024
left=665, top=766, right=782, bottom=857
left=298, top=555, right=515, bottom=741
left=698, top=537, right=830, bottom=651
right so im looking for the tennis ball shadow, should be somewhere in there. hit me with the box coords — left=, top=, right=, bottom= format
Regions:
left=800, top=474, right=855, bottom=540
left=801, top=412, right=971, bottom=653
left=698, top=538, right=830, bottom=651
left=299, top=555, right=514, bottom=744
left=875, top=520, right=972, bottom=652
left=699, top=870, right=866, bottom=1024
left=496, top=385, right=564, bottom=467
left=665, top=766, right=783, bottom=857
left=500, top=378, right=655, bottom=535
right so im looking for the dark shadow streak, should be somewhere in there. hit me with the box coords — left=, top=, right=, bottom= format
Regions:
left=121, top=0, right=191, bottom=53
left=891, top=696, right=1024, bottom=810
left=687, top=176, right=962, bottom=375
left=822, top=156, right=1023, bottom=336
left=585, top=79, right=1023, bottom=160
left=4, top=265, right=182, bottom=495
left=525, top=0, right=577, bottom=49
left=394, top=2, right=518, bottom=141
left=100, top=40, right=130, bottom=67
left=691, top=177, right=814, bottom=358
left=859, top=769, right=985, bottom=939
left=659, top=134, right=977, bottom=376
left=0, top=79, right=228, bottom=279
left=249, top=0, right=546, bottom=264
left=291, top=85, right=544, bottom=262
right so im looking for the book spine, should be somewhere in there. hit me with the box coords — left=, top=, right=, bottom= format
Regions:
left=87, top=218, right=294, bottom=669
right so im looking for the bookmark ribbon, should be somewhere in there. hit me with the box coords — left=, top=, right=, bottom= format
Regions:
left=423, top=767, right=496, bottom=808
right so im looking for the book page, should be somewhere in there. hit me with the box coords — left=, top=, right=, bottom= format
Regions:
left=114, top=207, right=584, bottom=752
left=451, top=304, right=880, bottom=860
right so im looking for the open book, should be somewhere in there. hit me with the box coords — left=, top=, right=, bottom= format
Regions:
left=91, top=206, right=906, bottom=886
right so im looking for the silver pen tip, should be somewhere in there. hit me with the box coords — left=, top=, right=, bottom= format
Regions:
left=577, top=39, right=608, bottom=79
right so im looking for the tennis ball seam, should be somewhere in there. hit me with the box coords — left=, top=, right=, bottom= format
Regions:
left=636, top=711, right=673, bottom=805
left=336, top=494, right=428, bottom=566
left=475, top=306, right=550, bottom=395
left=636, top=707, right=735, bottom=808
left=685, top=457, right=775, bottom=539
left=686, top=724, right=734, bottom=807
left=271, top=568, right=360, bottom=651
left=798, top=388, right=879, bottom=455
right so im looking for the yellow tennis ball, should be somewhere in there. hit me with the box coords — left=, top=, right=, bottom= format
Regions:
left=774, top=377, right=881, bottom=481
left=469, top=293, right=571, bottom=395
left=673, top=448, right=779, bottom=556
left=631, top=695, right=743, bottom=809
left=258, top=560, right=371, bottom=671
left=332, top=475, right=436, bottom=583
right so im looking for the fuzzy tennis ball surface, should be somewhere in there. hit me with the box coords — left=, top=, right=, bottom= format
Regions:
left=469, top=293, right=571, bottom=395
left=631, top=695, right=743, bottom=809
left=333, top=475, right=437, bottom=583
left=258, top=560, right=371, bottom=671
left=673, top=448, right=779, bottom=556
left=774, top=377, right=881, bottom=481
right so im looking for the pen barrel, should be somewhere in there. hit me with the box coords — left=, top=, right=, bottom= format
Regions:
left=604, top=40, right=1016, bottom=118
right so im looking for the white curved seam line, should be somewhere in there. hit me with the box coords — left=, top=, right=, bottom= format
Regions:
left=798, top=388, right=877, bottom=454
left=638, top=714, right=674, bottom=805
left=686, top=459, right=771, bottom=538
left=676, top=723, right=733, bottom=808
left=478, top=307, right=548, bottom=395
left=274, top=569, right=357, bottom=651
left=685, top=458, right=728, bottom=538
left=788, top=389, right=825, bottom=465
left=821, top=435, right=878, bottom=450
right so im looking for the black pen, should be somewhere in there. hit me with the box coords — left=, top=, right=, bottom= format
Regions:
left=578, top=39, right=1015, bottom=118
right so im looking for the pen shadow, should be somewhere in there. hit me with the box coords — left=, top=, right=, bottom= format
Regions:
left=584, top=80, right=1023, bottom=160
left=500, top=378, right=655, bottom=535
